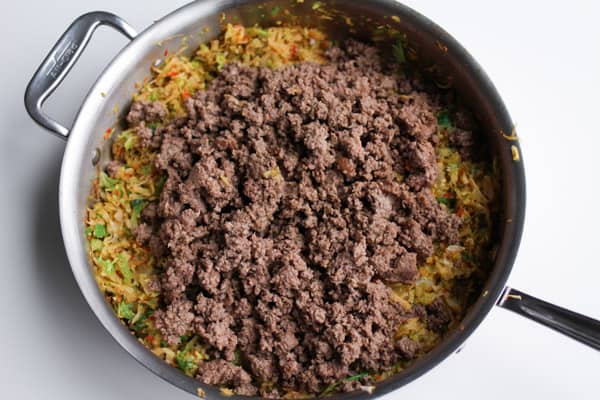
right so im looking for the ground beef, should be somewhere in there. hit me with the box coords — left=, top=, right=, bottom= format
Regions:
left=126, top=100, right=167, bottom=126
left=448, top=129, right=475, bottom=159
left=154, top=298, right=195, bottom=345
left=131, top=40, right=462, bottom=396
left=197, top=360, right=257, bottom=396
left=426, top=297, right=453, bottom=332
left=395, top=337, right=419, bottom=359
left=105, top=160, right=122, bottom=178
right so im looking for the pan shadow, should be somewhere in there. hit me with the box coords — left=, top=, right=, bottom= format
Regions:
left=30, top=146, right=183, bottom=398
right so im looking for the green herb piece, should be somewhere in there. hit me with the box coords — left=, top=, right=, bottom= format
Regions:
left=147, top=298, right=158, bottom=309
left=271, top=5, right=280, bottom=17
left=320, top=382, right=339, bottom=397
left=148, top=122, right=158, bottom=132
left=392, top=40, right=406, bottom=64
left=176, top=351, right=197, bottom=375
left=124, top=132, right=136, bottom=151
left=99, top=172, right=119, bottom=190
left=155, top=175, right=167, bottom=195
left=90, top=238, right=103, bottom=251
left=437, top=110, right=453, bottom=129
left=255, top=28, right=269, bottom=38
left=140, top=164, right=152, bottom=176
left=119, top=129, right=134, bottom=149
left=233, top=349, right=242, bottom=366
left=133, top=310, right=152, bottom=332
left=215, top=52, right=227, bottom=71
left=85, top=226, right=93, bottom=236
left=130, top=199, right=147, bottom=225
left=93, top=224, right=107, bottom=238
left=345, top=372, right=369, bottom=382
left=96, top=257, right=115, bottom=275
left=118, top=253, right=133, bottom=284
left=183, top=336, right=197, bottom=350
left=446, top=162, right=459, bottom=173
left=320, top=372, right=370, bottom=396
left=312, top=1, right=322, bottom=10
left=436, top=196, right=457, bottom=210
left=176, top=336, right=200, bottom=376
left=149, top=91, right=158, bottom=101
left=131, top=199, right=146, bottom=212
left=118, top=301, right=135, bottom=320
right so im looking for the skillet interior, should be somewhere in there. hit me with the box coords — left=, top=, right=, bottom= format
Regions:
left=59, top=1, right=525, bottom=398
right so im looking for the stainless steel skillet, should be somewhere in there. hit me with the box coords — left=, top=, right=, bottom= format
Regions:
left=25, top=1, right=600, bottom=398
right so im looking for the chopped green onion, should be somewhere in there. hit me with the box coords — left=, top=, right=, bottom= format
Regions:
left=392, top=40, right=406, bottom=64
left=176, top=336, right=200, bottom=375
left=215, top=53, right=227, bottom=71
left=155, top=175, right=167, bottom=195
left=271, top=5, right=280, bottom=17
left=93, top=224, right=107, bottom=238
left=130, top=199, right=147, bottom=225
left=437, top=110, right=453, bottom=129
left=176, top=352, right=196, bottom=374
left=118, top=254, right=133, bottom=284
left=90, top=238, right=103, bottom=251
left=447, top=162, right=459, bottom=171
left=233, top=349, right=242, bottom=366
left=345, top=372, right=369, bottom=382
left=121, top=129, right=136, bottom=151
left=96, top=257, right=115, bottom=275
left=320, top=372, right=370, bottom=396
left=133, top=310, right=152, bottom=332
left=436, top=196, right=456, bottom=210
left=99, top=172, right=119, bottom=190
left=118, top=301, right=135, bottom=320
left=140, top=164, right=152, bottom=176
left=436, top=197, right=449, bottom=205
left=255, top=28, right=269, bottom=38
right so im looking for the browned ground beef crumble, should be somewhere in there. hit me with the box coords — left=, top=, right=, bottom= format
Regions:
left=129, top=40, right=467, bottom=396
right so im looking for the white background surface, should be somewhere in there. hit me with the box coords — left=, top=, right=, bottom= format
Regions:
left=1, top=0, right=599, bottom=398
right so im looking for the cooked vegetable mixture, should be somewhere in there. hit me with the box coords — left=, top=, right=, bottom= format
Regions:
left=86, top=24, right=498, bottom=398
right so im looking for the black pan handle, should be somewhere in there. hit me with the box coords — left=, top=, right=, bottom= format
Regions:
left=497, top=287, right=600, bottom=350
left=24, top=11, right=137, bottom=139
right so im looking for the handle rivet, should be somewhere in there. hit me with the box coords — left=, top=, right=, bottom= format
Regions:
left=91, top=148, right=101, bottom=165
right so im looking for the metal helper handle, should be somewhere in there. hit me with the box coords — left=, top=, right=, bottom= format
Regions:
left=24, top=11, right=137, bottom=139
left=497, top=287, right=600, bottom=350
